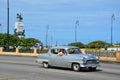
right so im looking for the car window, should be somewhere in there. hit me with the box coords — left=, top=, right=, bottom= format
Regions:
left=68, top=48, right=81, bottom=54
left=59, top=49, right=67, bottom=53
left=51, top=48, right=58, bottom=54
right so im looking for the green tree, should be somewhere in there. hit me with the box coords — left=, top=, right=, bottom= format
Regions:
left=9, top=34, right=20, bottom=48
left=0, top=33, right=42, bottom=48
left=68, top=42, right=85, bottom=48
left=0, top=33, right=6, bottom=47
left=0, top=33, right=19, bottom=48
left=19, top=38, right=42, bottom=47
left=87, top=40, right=110, bottom=48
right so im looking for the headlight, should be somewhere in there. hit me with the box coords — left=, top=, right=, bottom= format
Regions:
left=82, top=57, right=87, bottom=65
left=96, top=56, right=99, bottom=60
left=96, top=56, right=100, bottom=64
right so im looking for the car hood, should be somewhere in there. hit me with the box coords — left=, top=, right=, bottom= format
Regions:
left=69, top=53, right=97, bottom=60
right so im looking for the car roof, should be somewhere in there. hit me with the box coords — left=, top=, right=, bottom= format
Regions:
left=50, top=46, right=79, bottom=49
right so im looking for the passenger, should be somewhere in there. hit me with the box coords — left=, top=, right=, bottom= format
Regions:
left=59, top=49, right=65, bottom=56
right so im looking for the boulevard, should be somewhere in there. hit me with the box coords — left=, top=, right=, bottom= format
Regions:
left=0, top=56, right=120, bottom=80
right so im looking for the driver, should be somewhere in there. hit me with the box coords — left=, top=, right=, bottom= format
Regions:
left=59, top=49, right=65, bottom=56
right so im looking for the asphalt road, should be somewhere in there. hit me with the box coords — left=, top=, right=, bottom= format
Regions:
left=0, top=56, right=120, bottom=80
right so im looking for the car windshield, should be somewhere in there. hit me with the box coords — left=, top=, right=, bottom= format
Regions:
left=68, top=48, right=82, bottom=54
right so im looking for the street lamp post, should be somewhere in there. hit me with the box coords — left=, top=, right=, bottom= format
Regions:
left=111, top=14, right=115, bottom=46
left=6, top=0, right=10, bottom=51
left=46, top=24, right=49, bottom=48
left=75, top=20, right=79, bottom=42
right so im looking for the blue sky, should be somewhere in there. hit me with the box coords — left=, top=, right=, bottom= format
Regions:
left=0, top=0, right=120, bottom=46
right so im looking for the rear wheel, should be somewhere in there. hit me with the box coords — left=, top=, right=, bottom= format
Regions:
left=43, top=62, right=49, bottom=68
left=72, top=63, right=80, bottom=72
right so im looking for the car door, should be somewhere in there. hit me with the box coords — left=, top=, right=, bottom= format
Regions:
left=49, top=48, right=69, bottom=68
left=55, top=49, right=68, bottom=68
left=48, top=48, right=59, bottom=66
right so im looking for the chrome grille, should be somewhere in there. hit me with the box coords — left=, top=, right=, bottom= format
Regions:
left=86, top=60, right=97, bottom=64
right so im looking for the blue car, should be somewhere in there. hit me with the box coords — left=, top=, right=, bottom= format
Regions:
left=36, top=46, right=100, bottom=71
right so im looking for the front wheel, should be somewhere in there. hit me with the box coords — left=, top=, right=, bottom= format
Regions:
left=72, top=63, right=80, bottom=72
left=43, top=62, right=49, bottom=68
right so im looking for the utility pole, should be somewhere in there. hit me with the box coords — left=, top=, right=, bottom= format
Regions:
left=55, top=40, right=58, bottom=46
left=6, top=0, right=10, bottom=51
left=111, top=14, right=115, bottom=46
left=75, top=20, right=79, bottom=42
left=0, top=23, right=2, bottom=33
left=51, top=36, right=53, bottom=47
left=46, top=24, right=49, bottom=48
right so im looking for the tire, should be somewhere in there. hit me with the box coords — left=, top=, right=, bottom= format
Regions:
left=72, top=63, right=80, bottom=72
left=88, top=67, right=96, bottom=71
left=43, top=62, right=49, bottom=68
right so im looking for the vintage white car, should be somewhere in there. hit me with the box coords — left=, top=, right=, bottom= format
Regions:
left=36, top=46, right=100, bottom=71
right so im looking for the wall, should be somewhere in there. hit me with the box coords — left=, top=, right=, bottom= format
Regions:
left=82, top=49, right=120, bottom=62
left=0, top=47, right=38, bottom=57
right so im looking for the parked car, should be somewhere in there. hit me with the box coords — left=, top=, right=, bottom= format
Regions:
left=36, top=46, right=100, bottom=71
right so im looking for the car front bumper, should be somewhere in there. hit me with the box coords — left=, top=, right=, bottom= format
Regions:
left=81, top=63, right=100, bottom=68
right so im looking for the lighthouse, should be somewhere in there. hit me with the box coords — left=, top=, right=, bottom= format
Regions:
left=14, top=13, right=25, bottom=38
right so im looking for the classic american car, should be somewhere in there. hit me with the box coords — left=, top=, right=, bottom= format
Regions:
left=36, top=46, right=100, bottom=71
